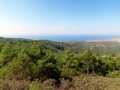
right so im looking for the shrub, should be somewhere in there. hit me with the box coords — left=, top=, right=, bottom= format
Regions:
left=107, top=71, right=120, bottom=78
left=29, top=80, right=41, bottom=90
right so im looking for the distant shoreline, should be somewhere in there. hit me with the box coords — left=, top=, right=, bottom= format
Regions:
left=87, top=37, right=120, bottom=43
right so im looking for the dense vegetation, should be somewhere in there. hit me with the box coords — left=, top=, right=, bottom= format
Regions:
left=0, top=37, right=120, bottom=89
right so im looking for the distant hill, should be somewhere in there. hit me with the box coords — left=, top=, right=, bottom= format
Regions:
left=0, top=36, right=27, bottom=40
left=1, top=36, right=120, bottom=55
left=66, top=38, right=120, bottom=55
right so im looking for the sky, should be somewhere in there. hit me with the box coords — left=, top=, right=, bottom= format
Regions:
left=0, top=0, right=120, bottom=37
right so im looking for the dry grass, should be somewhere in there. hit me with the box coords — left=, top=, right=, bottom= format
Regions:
left=0, top=76, right=120, bottom=90
left=58, top=75, right=120, bottom=90
left=0, top=79, right=30, bottom=90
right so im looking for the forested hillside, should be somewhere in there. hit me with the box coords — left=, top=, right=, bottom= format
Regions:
left=65, top=40, right=120, bottom=55
left=0, top=37, right=120, bottom=90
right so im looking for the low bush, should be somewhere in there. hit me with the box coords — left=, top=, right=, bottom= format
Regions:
left=107, top=71, right=120, bottom=78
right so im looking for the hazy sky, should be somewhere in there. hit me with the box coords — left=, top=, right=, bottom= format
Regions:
left=0, top=0, right=120, bottom=36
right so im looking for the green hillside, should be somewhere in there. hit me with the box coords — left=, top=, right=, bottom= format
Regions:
left=65, top=41, right=120, bottom=55
left=0, top=37, right=120, bottom=89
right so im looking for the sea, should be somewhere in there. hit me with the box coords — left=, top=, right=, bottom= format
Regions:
left=9, top=35, right=120, bottom=42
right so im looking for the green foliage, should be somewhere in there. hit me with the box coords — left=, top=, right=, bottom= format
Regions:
left=37, top=57, right=60, bottom=81
left=107, top=71, right=120, bottom=78
left=0, top=38, right=120, bottom=81
left=29, top=80, right=41, bottom=90
left=60, top=49, right=79, bottom=79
